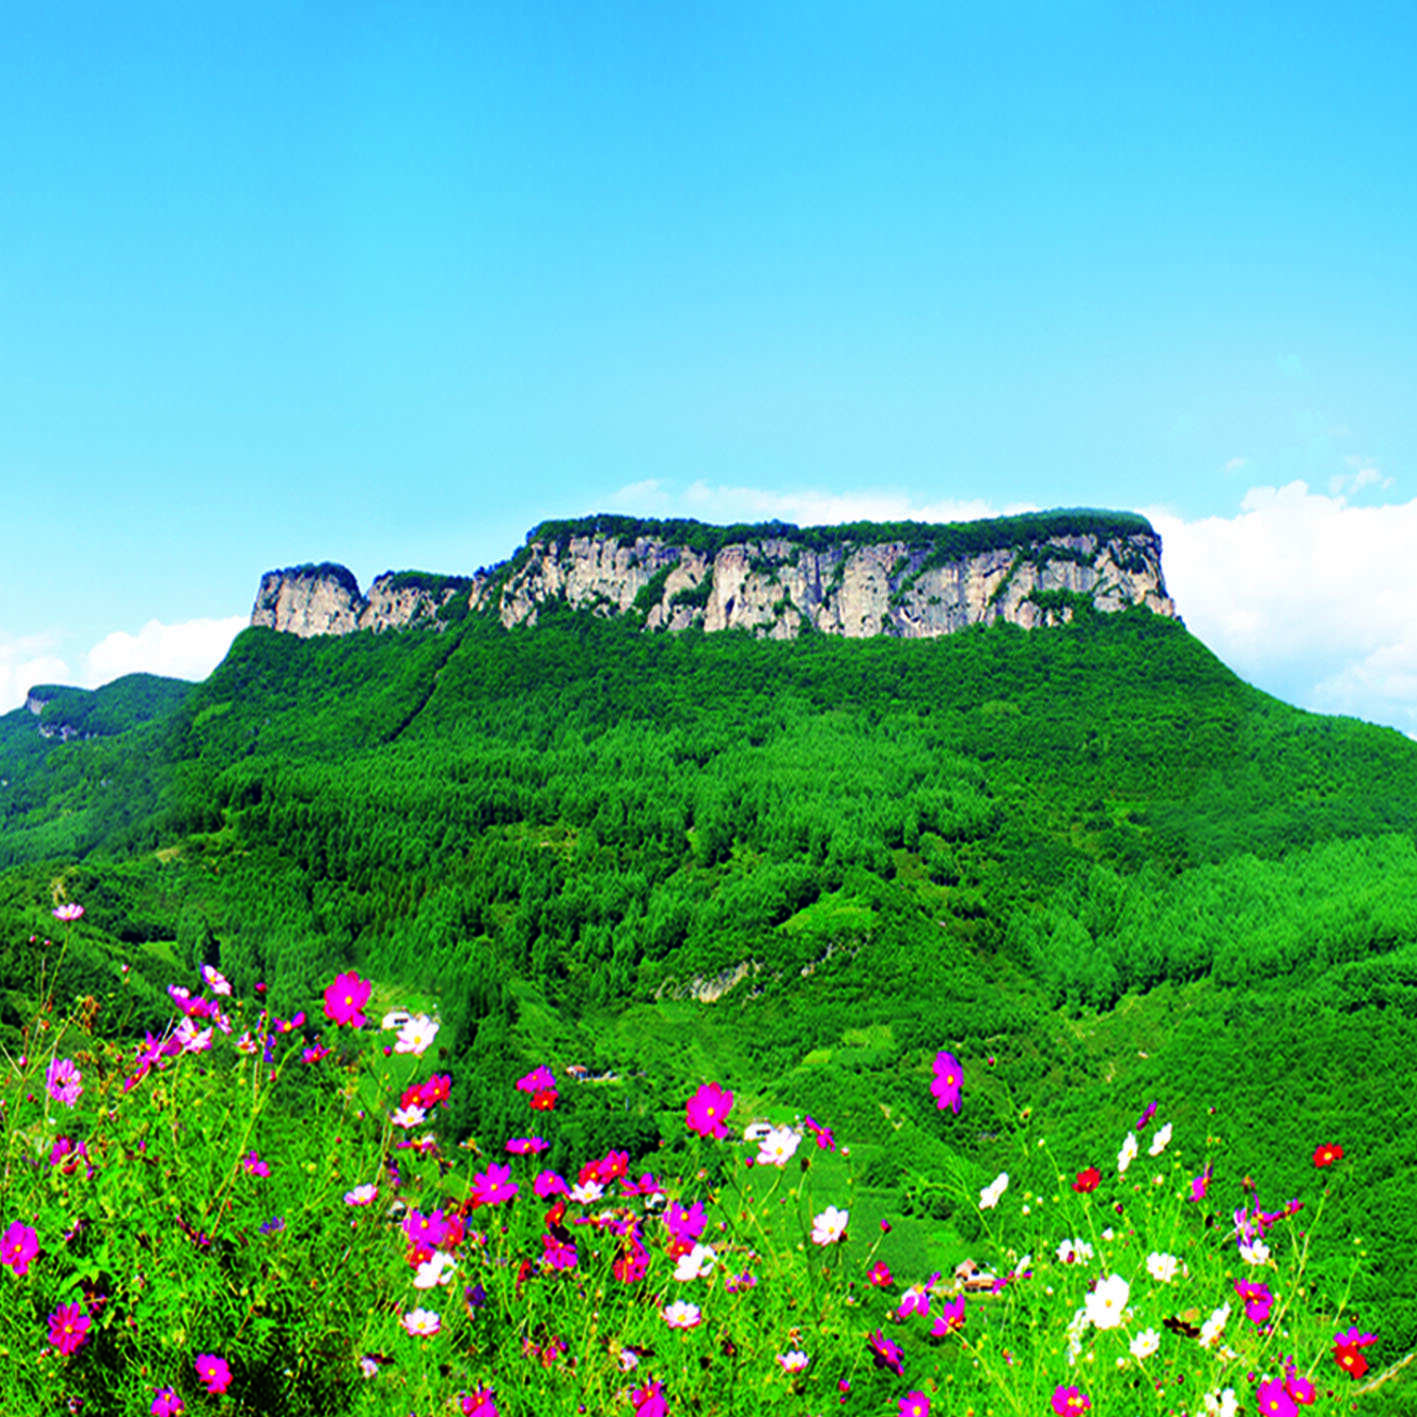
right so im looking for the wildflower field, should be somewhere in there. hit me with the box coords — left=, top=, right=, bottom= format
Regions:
left=1, top=905, right=1397, bottom=1416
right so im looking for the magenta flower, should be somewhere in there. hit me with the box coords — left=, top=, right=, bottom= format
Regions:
left=47, top=1302, right=91, bottom=1355
left=664, top=1199, right=707, bottom=1244
left=932, top=1294, right=966, bottom=1336
left=900, top=1393, right=931, bottom=1417
left=1, top=1221, right=39, bottom=1276
left=868, top=1329, right=904, bottom=1375
left=323, top=970, right=371, bottom=1027
left=1188, top=1162, right=1213, bottom=1202
left=461, top=1388, right=498, bottom=1417
left=506, top=1137, right=549, bottom=1155
left=930, top=1050, right=962, bottom=1113
left=631, top=1380, right=666, bottom=1417
left=1235, top=1278, right=1274, bottom=1326
left=151, top=1389, right=185, bottom=1416
left=52, top=903, right=84, bottom=922
left=403, top=1208, right=449, bottom=1249
left=195, top=1354, right=232, bottom=1394
left=685, top=1081, right=733, bottom=1138
left=241, top=1150, right=270, bottom=1178
left=1134, top=1100, right=1157, bottom=1130
left=534, top=1170, right=569, bottom=1198
left=542, top=1232, right=578, bottom=1270
left=45, top=1057, right=83, bottom=1108
left=896, top=1272, right=940, bottom=1320
left=470, top=1162, right=519, bottom=1207
left=516, top=1065, right=556, bottom=1093
left=1051, top=1386, right=1092, bottom=1415
left=1256, top=1377, right=1298, bottom=1417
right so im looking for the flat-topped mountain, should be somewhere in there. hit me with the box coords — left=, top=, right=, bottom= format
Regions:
left=250, top=509, right=1176, bottom=640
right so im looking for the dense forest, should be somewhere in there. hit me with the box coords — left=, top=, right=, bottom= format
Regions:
left=3, top=587, right=1416, bottom=1371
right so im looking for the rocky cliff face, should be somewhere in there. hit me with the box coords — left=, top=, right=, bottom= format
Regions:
left=249, top=512, right=1176, bottom=641
left=250, top=565, right=483, bottom=638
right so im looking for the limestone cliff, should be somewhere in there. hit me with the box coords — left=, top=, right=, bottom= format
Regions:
left=250, top=565, right=483, bottom=637
left=249, top=510, right=1176, bottom=641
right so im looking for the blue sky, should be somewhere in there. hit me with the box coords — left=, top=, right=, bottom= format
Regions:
left=4, top=3, right=1417, bottom=732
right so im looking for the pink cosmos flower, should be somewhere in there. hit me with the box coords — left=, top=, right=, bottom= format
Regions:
left=1052, top=1385, right=1092, bottom=1415
left=900, top=1393, right=931, bottom=1417
left=661, top=1300, right=702, bottom=1329
left=896, top=1272, right=940, bottom=1320
left=621, top=1172, right=664, bottom=1198
left=665, top=1199, right=707, bottom=1244
left=53, top=903, right=84, bottom=922
left=516, top=1065, right=557, bottom=1093
left=1256, top=1377, right=1298, bottom=1417
left=685, top=1081, right=733, bottom=1139
left=404, top=1208, right=449, bottom=1249
left=47, top=1302, right=91, bottom=1355
left=777, top=1351, right=810, bottom=1374
left=631, top=1380, right=666, bottom=1417
left=401, top=1307, right=441, bottom=1337
left=470, top=1162, right=519, bottom=1207
left=1188, top=1163, right=1213, bottom=1202
left=932, top=1294, right=966, bottom=1336
left=868, top=1261, right=893, bottom=1287
left=1, top=1221, right=40, bottom=1276
left=195, top=1353, right=232, bottom=1394
left=344, top=1183, right=378, bottom=1206
left=805, top=1115, right=836, bottom=1150
left=506, top=1137, right=549, bottom=1155
left=930, top=1050, right=962, bottom=1113
left=151, top=1389, right=185, bottom=1416
left=868, top=1330, right=904, bottom=1375
left=1235, top=1278, right=1274, bottom=1326
left=1134, top=1101, right=1158, bottom=1131
left=45, top=1057, right=83, bottom=1108
left=461, top=1388, right=498, bottom=1417
left=200, top=964, right=232, bottom=996
left=542, top=1233, right=578, bottom=1270
left=1335, top=1326, right=1378, bottom=1348
left=323, top=971, right=371, bottom=1027
left=534, top=1170, right=569, bottom=1198
left=241, top=1150, right=270, bottom=1178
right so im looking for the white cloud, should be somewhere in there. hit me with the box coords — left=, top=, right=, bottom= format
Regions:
left=1147, top=482, right=1417, bottom=735
left=1224, top=456, right=1249, bottom=472
left=0, top=633, right=73, bottom=715
left=82, top=616, right=247, bottom=690
left=605, top=477, right=1007, bottom=528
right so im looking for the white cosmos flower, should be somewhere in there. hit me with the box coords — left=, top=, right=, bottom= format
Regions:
left=1129, top=1327, right=1160, bottom=1359
left=1203, top=1388, right=1239, bottom=1417
left=1199, top=1302, right=1231, bottom=1348
left=755, top=1126, right=801, bottom=1166
left=1117, top=1132, right=1138, bottom=1174
left=390, top=1104, right=427, bottom=1130
left=811, top=1205, right=849, bottom=1245
left=662, top=1300, right=703, bottom=1329
left=979, top=1172, right=1009, bottom=1210
left=1083, top=1272, right=1130, bottom=1330
left=413, top=1251, right=456, bottom=1289
left=1239, top=1238, right=1271, bottom=1266
left=1148, top=1122, right=1173, bottom=1156
left=1146, top=1251, right=1179, bottom=1283
left=1055, top=1236, right=1094, bottom=1264
left=569, top=1180, right=604, bottom=1204
left=401, top=1307, right=441, bottom=1337
left=395, top=1014, right=439, bottom=1055
left=673, top=1243, right=717, bottom=1281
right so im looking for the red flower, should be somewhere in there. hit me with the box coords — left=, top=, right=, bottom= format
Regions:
left=1072, top=1166, right=1102, bottom=1193
left=1333, top=1342, right=1369, bottom=1379
left=1313, top=1143, right=1344, bottom=1168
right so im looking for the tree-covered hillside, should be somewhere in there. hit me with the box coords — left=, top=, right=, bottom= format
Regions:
left=3, top=606, right=1416, bottom=1369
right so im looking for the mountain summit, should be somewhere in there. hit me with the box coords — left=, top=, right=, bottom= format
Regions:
left=251, top=509, right=1176, bottom=641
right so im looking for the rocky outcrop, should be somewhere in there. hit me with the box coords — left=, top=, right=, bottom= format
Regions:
left=250, top=511, right=1178, bottom=641
left=251, top=565, right=485, bottom=637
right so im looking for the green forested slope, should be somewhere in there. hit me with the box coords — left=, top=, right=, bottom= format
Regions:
left=3, top=606, right=1416, bottom=1357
